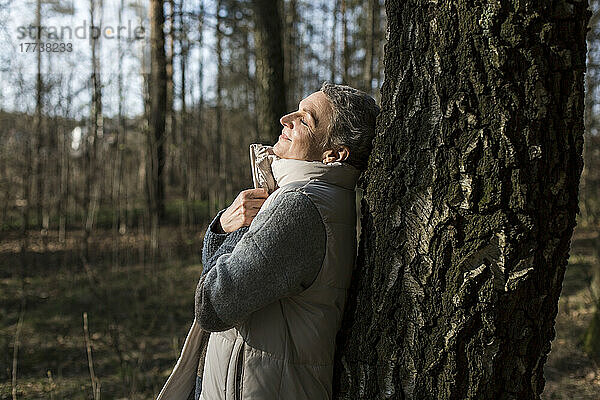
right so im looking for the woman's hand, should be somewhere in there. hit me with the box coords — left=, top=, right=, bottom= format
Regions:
left=219, top=188, right=269, bottom=233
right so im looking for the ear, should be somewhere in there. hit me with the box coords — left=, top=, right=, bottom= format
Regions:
left=321, top=146, right=350, bottom=164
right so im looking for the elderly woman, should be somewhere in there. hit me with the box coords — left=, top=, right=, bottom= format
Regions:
left=158, top=82, right=379, bottom=400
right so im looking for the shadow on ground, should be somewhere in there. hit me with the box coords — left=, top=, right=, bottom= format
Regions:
left=543, top=229, right=600, bottom=400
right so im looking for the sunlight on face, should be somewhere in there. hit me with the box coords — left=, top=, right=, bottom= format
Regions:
left=273, top=91, right=333, bottom=161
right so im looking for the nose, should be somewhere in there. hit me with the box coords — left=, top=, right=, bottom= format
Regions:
left=280, top=112, right=295, bottom=129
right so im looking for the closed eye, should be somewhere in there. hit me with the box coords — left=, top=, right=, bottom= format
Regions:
left=300, top=119, right=309, bottom=127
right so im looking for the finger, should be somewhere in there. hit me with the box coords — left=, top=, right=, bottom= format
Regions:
left=243, top=199, right=267, bottom=209
left=247, top=188, right=269, bottom=199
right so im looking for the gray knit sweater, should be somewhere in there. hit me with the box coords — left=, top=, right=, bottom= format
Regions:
left=195, top=190, right=327, bottom=332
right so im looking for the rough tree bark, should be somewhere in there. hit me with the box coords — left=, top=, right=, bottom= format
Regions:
left=252, top=0, right=287, bottom=142
left=333, top=2, right=590, bottom=400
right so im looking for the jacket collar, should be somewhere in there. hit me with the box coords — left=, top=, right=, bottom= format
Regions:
left=271, top=157, right=360, bottom=190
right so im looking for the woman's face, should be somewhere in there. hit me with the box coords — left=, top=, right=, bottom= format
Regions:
left=273, top=91, right=333, bottom=161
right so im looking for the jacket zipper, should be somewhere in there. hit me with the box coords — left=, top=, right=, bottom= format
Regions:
left=235, top=342, right=245, bottom=400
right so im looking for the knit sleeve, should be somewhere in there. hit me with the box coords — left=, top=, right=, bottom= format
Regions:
left=201, top=209, right=249, bottom=277
left=194, top=190, right=326, bottom=332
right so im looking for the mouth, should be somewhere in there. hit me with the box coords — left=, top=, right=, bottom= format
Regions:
left=279, top=133, right=292, bottom=141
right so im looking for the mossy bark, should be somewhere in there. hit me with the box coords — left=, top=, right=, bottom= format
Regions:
left=333, top=1, right=590, bottom=399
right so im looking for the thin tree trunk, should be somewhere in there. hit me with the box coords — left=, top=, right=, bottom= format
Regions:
left=252, top=0, right=287, bottom=142
left=83, top=0, right=103, bottom=260
left=166, top=0, right=176, bottom=187
left=194, top=0, right=204, bottom=226
left=111, top=0, right=126, bottom=268
left=374, top=0, right=383, bottom=103
left=35, top=0, right=44, bottom=230
left=179, top=0, right=188, bottom=229
left=213, top=0, right=224, bottom=215
left=284, top=0, right=298, bottom=108
left=330, top=0, right=339, bottom=83
left=59, top=72, right=73, bottom=243
left=242, top=22, right=252, bottom=115
left=20, top=120, right=32, bottom=269
left=341, top=0, right=349, bottom=85
left=333, top=2, right=590, bottom=399
left=362, top=0, right=375, bottom=93
left=149, top=0, right=167, bottom=226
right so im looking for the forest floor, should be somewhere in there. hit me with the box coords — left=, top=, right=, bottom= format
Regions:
left=0, top=226, right=204, bottom=399
left=0, top=225, right=599, bottom=399
left=543, top=228, right=600, bottom=400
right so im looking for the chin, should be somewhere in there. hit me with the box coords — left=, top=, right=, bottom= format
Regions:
left=272, top=141, right=286, bottom=158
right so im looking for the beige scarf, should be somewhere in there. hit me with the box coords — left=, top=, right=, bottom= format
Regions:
left=250, top=143, right=360, bottom=193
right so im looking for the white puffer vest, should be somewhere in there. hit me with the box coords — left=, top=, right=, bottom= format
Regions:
left=200, top=155, right=360, bottom=400
left=156, top=145, right=360, bottom=400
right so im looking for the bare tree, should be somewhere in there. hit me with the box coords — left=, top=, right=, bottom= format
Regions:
left=251, top=0, right=287, bottom=142
left=284, top=0, right=298, bottom=107
left=362, top=0, right=375, bottom=92
left=211, top=0, right=224, bottom=216
left=330, top=0, right=339, bottom=83
left=178, top=0, right=190, bottom=228
left=148, top=0, right=167, bottom=227
left=341, top=0, right=348, bottom=84
left=83, top=0, right=104, bottom=259
left=34, top=0, right=44, bottom=230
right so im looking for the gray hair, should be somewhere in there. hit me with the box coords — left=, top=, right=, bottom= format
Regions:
left=319, top=82, right=380, bottom=170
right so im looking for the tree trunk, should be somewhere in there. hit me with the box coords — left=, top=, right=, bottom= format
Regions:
left=284, top=0, right=298, bottom=108
left=213, top=0, right=224, bottom=215
left=194, top=0, right=205, bottom=225
left=362, top=0, right=375, bottom=93
left=374, top=0, right=383, bottom=104
left=149, top=0, right=167, bottom=222
left=59, top=71, right=74, bottom=243
left=166, top=0, right=176, bottom=187
left=111, top=0, right=126, bottom=266
left=330, top=0, right=339, bottom=83
left=252, top=0, right=287, bottom=142
left=333, top=2, right=590, bottom=399
left=179, top=0, right=189, bottom=229
left=341, top=0, right=349, bottom=85
left=84, top=0, right=103, bottom=260
left=34, top=0, right=44, bottom=230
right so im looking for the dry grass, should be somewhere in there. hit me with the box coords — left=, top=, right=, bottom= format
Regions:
left=0, top=227, right=203, bottom=399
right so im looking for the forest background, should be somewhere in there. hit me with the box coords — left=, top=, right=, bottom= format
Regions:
left=0, top=0, right=599, bottom=398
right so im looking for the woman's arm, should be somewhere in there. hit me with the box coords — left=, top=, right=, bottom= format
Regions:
left=195, top=190, right=326, bottom=332
left=201, top=209, right=249, bottom=276
left=201, top=188, right=268, bottom=275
